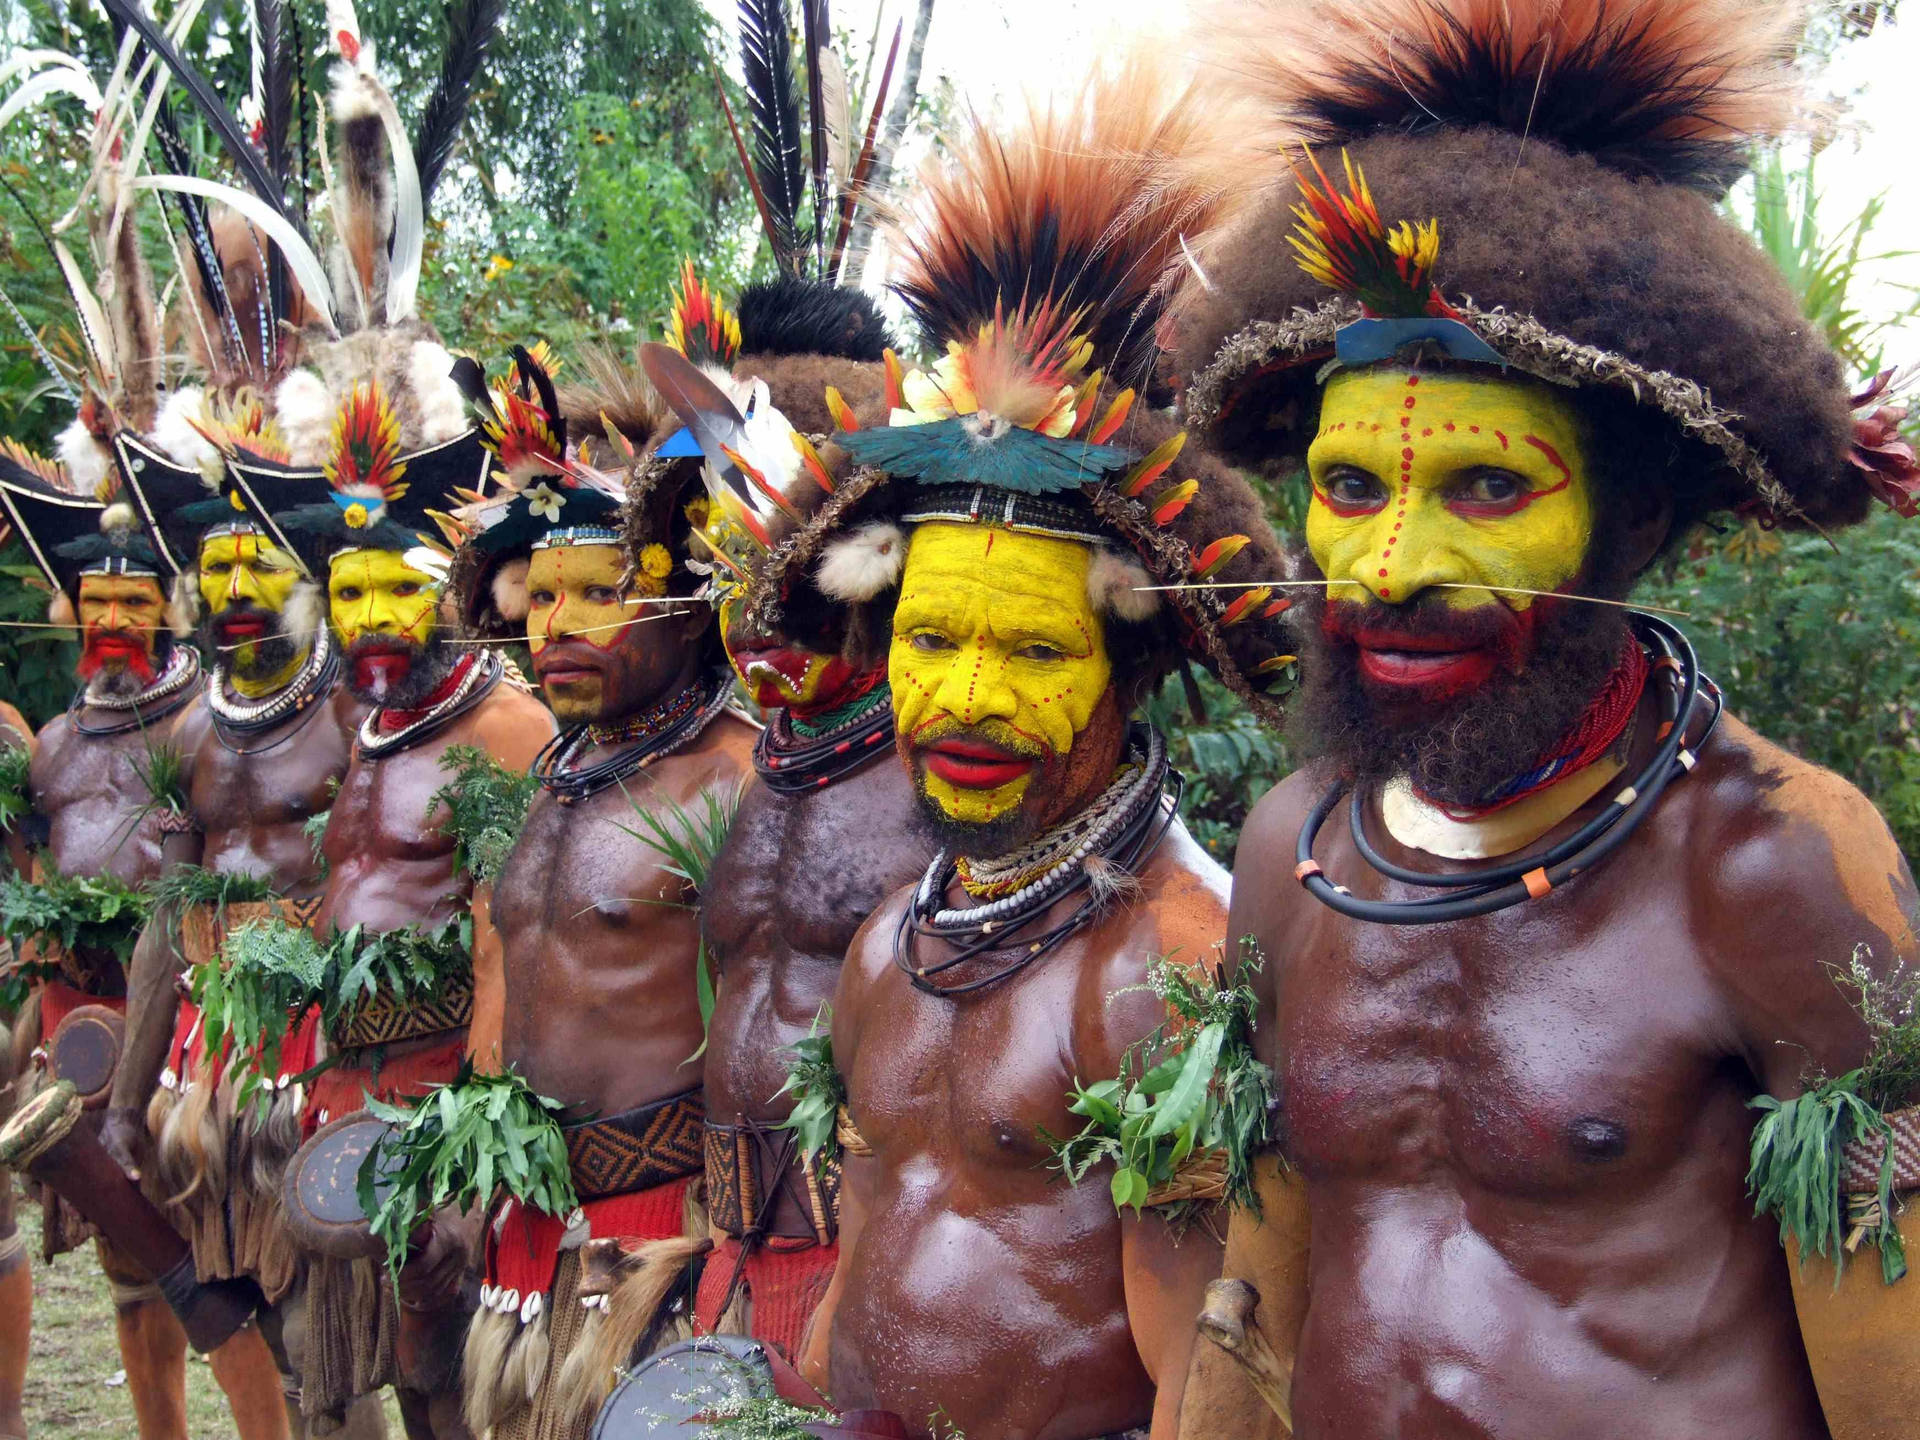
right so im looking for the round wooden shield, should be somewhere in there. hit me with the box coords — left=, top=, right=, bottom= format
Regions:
left=47, top=1006, right=125, bottom=1109
left=591, top=1336, right=777, bottom=1437
left=281, top=1110, right=399, bottom=1262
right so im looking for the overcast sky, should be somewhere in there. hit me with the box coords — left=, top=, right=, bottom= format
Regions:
left=701, top=0, right=1920, bottom=362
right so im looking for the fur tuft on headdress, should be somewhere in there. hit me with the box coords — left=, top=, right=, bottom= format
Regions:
left=55, top=418, right=113, bottom=500
left=100, top=501, right=138, bottom=536
left=1088, top=547, right=1162, bottom=622
left=1190, top=0, right=1808, bottom=198
left=891, top=51, right=1233, bottom=389
left=489, top=555, right=530, bottom=623
left=329, top=53, right=397, bottom=326
left=556, top=345, right=671, bottom=450
left=738, top=276, right=889, bottom=364
left=46, top=589, right=76, bottom=628
left=816, top=520, right=905, bottom=601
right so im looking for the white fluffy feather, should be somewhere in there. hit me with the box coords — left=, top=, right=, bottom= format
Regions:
left=151, top=387, right=223, bottom=480
left=817, top=521, right=906, bottom=602
left=54, top=418, right=111, bottom=498
left=407, top=340, right=468, bottom=446
left=274, top=369, right=335, bottom=464
left=1088, top=548, right=1162, bottom=622
left=167, top=572, right=201, bottom=639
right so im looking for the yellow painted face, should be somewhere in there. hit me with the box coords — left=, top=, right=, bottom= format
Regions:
left=76, top=573, right=165, bottom=670
left=327, top=548, right=440, bottom=649
left=198, top=530, right=300, bottom=617
left=1305, top=367, right=1594, bottom=611
left=889, top=522, right=1110, bottom=826
left=525, top=543, right=661, bottom=723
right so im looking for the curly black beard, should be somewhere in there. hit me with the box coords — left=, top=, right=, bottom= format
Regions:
left=344, top=632, right=460, bottom=710
left=201, top=602, right=301, bottom=687
left=1294, top=554, right=1636, bottom=809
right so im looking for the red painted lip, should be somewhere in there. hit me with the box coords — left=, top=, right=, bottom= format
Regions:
left=1356, top=644, right=1498, bottom=692
left=922, top=738, right=1036, bottom=790
left=538, top=666, right=599, bottom=687
left=217, top=618, right=266, bottom=640
left=352, top=651, right=412, bottom=688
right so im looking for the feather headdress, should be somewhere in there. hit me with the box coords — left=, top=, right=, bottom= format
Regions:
left=1191, top=0, right=1807, bottom=199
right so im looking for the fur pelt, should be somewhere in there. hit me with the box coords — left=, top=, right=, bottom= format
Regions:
left=817, top=520, right=905, bottom=602
left=461, top=1304, right=519, bottom=1436
left=1171, top=124, right=1860, bottom=531
left=736, top=352, right=887, bottom=440
left=557, top=344, right=671, bottom=453
left=406, top=339, right=470, bottom=447
left=551, top=1236, right=708, bottom=1426
left=281, top=320, right=466, bottom=461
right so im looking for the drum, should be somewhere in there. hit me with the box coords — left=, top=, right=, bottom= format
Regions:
left=281, top=1110, right=400, bottom=1262
left=46, top=1004, right=125, bottom=1109
left=590, top=1336, right=908, bottom=1439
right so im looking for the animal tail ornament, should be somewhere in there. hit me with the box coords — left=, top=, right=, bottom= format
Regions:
left=1186, top=0, right=1808, bottom=198
left=890, top=50, right=1235, bottom=396
left=325, top=0, right=424, bottom=329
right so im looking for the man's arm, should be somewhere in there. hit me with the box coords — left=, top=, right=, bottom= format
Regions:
left=1169, top=774, right=1321, bottom=1440
left=460, top=690, right=555, bottom=1067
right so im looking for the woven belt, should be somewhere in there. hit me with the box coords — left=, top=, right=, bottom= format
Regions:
left=703, top=1120, right=841, bottom=1247
left=332, top=970, right=474, bottom=1050
left=564, top=1088, right=706, bottom=1202
left=1842, top=1103, right=1920, bottom=1195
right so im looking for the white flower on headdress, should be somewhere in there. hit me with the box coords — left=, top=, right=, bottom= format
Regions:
left=525, top=482, right=563, bottom=522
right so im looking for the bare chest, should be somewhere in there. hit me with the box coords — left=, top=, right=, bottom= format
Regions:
left=494, top=785, right=686, bottom=943
left=1276, top=882, right=1734, bottom=1200
left=193, top=714, right=351, bottom=839
left=34, top=723, right=169, bottom=883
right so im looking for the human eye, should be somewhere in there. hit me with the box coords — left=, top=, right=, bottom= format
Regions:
left=529, top=589, right=556, bottom=607
left=1319, top=466, right=1388, bottom=514
left=392, top=582, right=421, bottom=598
left=1449, top=468, right=1531, bottom=515
left=1013, top=640, right=1069, bottom=662
left=585, top=586, right=619, bottom=605
left=335, top=586, right=362, bottom=602
left=908, top=631, right=956, bottom=653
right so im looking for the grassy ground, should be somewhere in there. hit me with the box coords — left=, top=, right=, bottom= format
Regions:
left=19, top=1197, right=404, bottom=1438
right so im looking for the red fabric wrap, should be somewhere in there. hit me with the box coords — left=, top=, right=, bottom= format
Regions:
left=484, top=1176, right=693, bottom=1300
left=693, top=1235, right=839, bottom=1363
left=303, top=1030, right=468, bottom=1135
left=38, top=980, right=123, bottom=1037
left=167, top=1000, right=321, bottom=1093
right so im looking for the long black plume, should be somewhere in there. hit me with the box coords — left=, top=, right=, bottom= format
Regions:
left=800, top=0, right=829, bottom=273
left=254, top=0, right=295, bottom=356
left=413, top=0, right=507, bottom=208
left=151, top=104, right=250, bottom=374
left=738, top=0, right=804, bottom=273
left=96, top=0, right=302, bottom=228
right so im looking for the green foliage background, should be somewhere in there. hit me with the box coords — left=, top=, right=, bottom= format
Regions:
left=1, top=0, right=1919, bottom=872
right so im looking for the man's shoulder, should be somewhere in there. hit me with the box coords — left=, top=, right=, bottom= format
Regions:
left=458, top=676, right=557, bottom=766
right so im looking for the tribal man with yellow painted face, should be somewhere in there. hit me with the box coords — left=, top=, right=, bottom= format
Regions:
left=448, top=344, right=756, bottom=1440
left=1169, top=3, right=1920, bottom=1438
left=712, top=65, right=1292, bottom=1440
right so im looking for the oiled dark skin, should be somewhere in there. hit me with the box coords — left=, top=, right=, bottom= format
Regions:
left=495, top=712, right=758, bottom=1115
left=106, top=677, right=364, bottom=1149
left=811, top=825, right=1231, bottom=1440
left=700, top=742, right=936, bottom=1232
left=31, top=685, right=194, bottom=892
left=1225, top=697, right=1919, bottom=1440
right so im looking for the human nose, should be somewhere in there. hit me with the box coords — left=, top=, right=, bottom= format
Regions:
left=929, top=634, right=1017, bottom=726
left=1359, top=491, right=1473, bottom=605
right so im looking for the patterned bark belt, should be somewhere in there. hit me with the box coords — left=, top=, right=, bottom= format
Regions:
left=1842, top=1103, right=1920, bottom=1195
left=564, top=1088, right=707, bottom=1202
left=331, top=968, right=474, bottom=1050
left=703, top=1119, right=841, bottom=1248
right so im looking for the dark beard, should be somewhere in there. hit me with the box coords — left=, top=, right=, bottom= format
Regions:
left=344, top=633, right=459, bottom=710
left=202, top=604, right=300, bottom=687
left=79, top=635, right=165, bottom=699
left=1296, top=578, right=1632, bottom=809
left=913, top=775, right=1043, bottom=859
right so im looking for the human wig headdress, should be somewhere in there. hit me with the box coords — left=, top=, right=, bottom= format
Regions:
left=1173, top=0, right=1912, bottom=533
left=732, top=56, right=1297, bottom=719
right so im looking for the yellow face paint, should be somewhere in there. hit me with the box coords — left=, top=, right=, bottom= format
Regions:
left=328, top=548, right=441, bottom=649
left=889, top=523, right=1110, bottom=826
left=198, top=530, right=300, bottom=617
left=1305, top=367, right=1594, bottom=611
left=525, top=543, right=643, bottom=723
left=198, top=530, right=306, bottom=689
left=76, top=573, right=165, bottom=669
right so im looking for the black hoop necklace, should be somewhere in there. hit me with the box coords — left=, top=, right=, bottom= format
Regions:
left=532, top=670, right=734, bottom=804
left=67, top=648, right=202, bottom=736
left=754, top=685, right=895, bottom=794
left=1295, top=614, right=1723, bottom=926
left=892, top=724, right=1183, bottom=997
